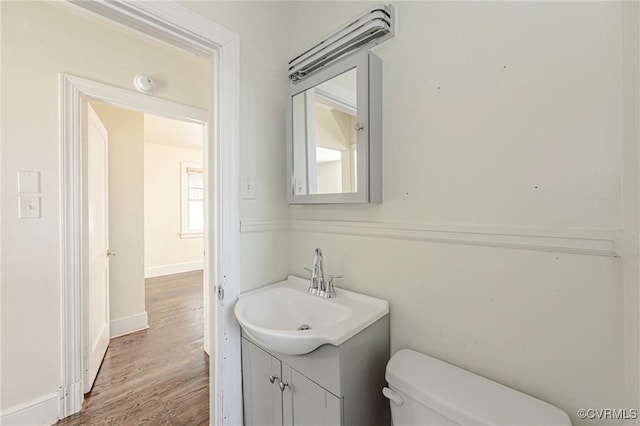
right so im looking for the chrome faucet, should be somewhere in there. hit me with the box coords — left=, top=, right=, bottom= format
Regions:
left=305, top=248, right=341, bottom=298
left=309, top=248, right=324, bottom=295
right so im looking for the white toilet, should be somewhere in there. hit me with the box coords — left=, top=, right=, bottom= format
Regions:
left=383, top=349, right=571, bottom=425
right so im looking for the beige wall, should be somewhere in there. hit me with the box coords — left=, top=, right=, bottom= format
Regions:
left=623, top=2, right=640, bottom=238
left=90, top=103, right=146, bottom=327
left=289, top=2, right=623, bottom=227
left=1, top=1, right=208, bottom=411
left=288, top=2, right=632, bottom=425
left=182, top=1, right=292, bottom=293
left=144, top=142, right=203, bottom=271
left=621, top=1, right=640, bottom=411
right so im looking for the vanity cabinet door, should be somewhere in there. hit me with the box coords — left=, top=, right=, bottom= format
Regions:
left=242, top=339, right=284, bottom=426
left=282, top=364, right=343, bottom=426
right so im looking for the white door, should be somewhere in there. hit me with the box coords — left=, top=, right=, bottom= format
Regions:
left=83, top=103, right=111, bottom=393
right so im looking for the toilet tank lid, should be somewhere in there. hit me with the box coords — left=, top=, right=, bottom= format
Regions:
left=385, top=349, right=571, bottom=426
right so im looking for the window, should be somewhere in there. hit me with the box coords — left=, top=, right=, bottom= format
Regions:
left=181, top=163, right=204, bottom=237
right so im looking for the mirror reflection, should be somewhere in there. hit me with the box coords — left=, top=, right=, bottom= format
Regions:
left=292, top=68, right=357, bottom=195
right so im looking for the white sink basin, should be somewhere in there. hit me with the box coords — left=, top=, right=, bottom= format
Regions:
left=234, top=275, right=389, bottom=355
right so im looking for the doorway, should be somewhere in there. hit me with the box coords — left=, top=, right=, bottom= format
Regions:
left=59, top=71, right=237, bottom=422
left=59, top=4, right=243, bottom=424
left=81, top=100, right=209, bottom=392
left=82, top=97, right=210, bottom=400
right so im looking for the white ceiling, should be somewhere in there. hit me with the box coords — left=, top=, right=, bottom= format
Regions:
left=144, top=114, right=203, bottom=150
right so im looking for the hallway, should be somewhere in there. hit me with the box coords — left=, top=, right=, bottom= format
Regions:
left=57, top=271, right=208, bottom=425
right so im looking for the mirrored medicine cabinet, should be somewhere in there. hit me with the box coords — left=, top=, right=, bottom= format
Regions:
left=286, top=51, right=382, bottom=204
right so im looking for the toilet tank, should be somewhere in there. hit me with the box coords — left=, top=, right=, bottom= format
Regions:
left=384, top=349, right=571, bottom=426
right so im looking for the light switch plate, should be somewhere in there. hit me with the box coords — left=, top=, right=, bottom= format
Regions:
left=18, top=171, right=40, bottom=194
left=240, top=176, right=256, bottom=200
left=19, top=196, right=41, bottom=218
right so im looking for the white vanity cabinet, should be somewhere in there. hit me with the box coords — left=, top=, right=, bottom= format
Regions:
left=281, top=364, right=342, bottom=425
left=241, top=315, right=390, bottom=426
left=241, top=340, right=284, bottom=425
left=243, top=339, right=342, bottom=426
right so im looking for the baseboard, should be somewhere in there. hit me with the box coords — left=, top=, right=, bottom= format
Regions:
left=110, top=311, right=149, bottom=338
left=145, top=260, right=203, bottom=278
left=0, top=392, right=59, bottom=426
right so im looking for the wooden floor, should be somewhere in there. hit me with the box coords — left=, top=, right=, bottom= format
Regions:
left=57, top=271, right=209, bottom=425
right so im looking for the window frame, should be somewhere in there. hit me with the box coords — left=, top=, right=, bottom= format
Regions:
left=180, top=162, right=204, bottom=238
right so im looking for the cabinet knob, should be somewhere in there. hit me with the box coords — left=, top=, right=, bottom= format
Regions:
left=269, top=375, right=278, bottom=384
left=279, top=381, right=289, bottom=391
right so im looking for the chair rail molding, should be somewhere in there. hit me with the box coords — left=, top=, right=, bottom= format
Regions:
left=615, top=230, right=640, bottom=264
left=240, top=218, right=618, bottom=257
left=60, top=2, right=241, bottom=424
left=240, top=219, right=291, bottom=233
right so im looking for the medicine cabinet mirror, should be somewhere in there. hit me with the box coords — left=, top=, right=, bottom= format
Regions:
left=286, top=51, right=382, bottom=204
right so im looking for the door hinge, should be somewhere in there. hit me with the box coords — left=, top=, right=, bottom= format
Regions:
left=217, top=285, right=225, bottom=301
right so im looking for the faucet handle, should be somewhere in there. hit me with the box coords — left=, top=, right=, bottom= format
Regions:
left=329, top=275, right=344, bottom=286
left=322, top=275, right=342, bottom=298
left=303, top=267, right=313, bottom=276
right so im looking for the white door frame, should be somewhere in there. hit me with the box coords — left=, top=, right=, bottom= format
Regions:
left=59, top=3, right=241, bottom=425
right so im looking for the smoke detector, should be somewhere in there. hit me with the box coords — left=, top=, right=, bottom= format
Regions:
left=133, top=74, right=157, bottom=94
